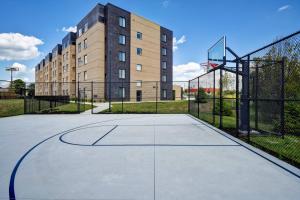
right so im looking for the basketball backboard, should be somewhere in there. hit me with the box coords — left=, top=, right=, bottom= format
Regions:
left=207, top=36, right=226, bottom=71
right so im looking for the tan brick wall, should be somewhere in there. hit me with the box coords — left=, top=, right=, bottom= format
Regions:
left=130, top=13, right=161, bottom=101
left=173, top=85, right=182, bottom=100
left=51, top=54, right=62, bottom=95
left=62, top=45, right=76, bottom=97
left=76, top=22, right=105, bottom=99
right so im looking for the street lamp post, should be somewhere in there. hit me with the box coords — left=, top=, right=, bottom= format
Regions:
left=5, top=67, right=19, bottom=88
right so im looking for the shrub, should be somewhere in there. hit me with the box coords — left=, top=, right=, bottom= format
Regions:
left=213, top=100, right=233, bottom=116
left=194, top=88, right=209, bottom=103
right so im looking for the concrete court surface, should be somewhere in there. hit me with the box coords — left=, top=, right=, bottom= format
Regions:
left=0, top=114, right=299, bottom=200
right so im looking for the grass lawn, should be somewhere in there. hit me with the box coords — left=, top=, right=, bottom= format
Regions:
left=39, top=103, right=93, bottom=114
left=194, top=111, right=300, bottom=167
left=250, top=135, right=300, bottom=167
left=0, top=99, right=24, bottom=117
left=100, top=100, right=188, bottom=114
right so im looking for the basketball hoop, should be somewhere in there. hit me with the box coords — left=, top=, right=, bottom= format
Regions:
left=200, top=62, right=218, bottom=72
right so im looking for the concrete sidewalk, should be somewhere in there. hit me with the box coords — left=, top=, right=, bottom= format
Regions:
left=80, top=102, right=109, bottom=114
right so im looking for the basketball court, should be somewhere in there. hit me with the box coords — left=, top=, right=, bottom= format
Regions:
left=0, top=114, right=299, bottom=200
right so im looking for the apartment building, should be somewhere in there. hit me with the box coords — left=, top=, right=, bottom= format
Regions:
left=35, top=3, right=173, bottom=101
left=62, top=32, right=77, bottom=97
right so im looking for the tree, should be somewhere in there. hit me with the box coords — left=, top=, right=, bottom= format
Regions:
left=10, top=79, right=25, bottom=95
left=27, top=83, right=35, bottom=96
left=250, top=36, right=300, bottom=133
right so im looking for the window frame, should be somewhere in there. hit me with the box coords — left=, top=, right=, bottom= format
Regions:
left=84, top=23, right=88, bottom=33
left=162, top=61, right=167, bottom=69
left=119, top=16, right=126, bottom=28
left=162, top=75, right=167, bottom=82
left=119, top=87, right=125, bottom=98
left=118, top=51, right=126, bottom=62
left=137, top=32, right=142, bottom=40
left=83, top=71, right=87, bottom=81
left=118, top=34, right=126, bottom=45
left=137, top=48, right=142, bottom=56
left=78, top=43, right=81, bottom=53
left=162, top=48, right=167, bottom=56
left=136, top=80, right=142, bottom=87
left=162, top=34, right=167, bottom=42
left=118, top=69, right=126, bottom=79
left=163, top=89, right=167, bottom=98
left=136, top=64, right=142, bottom=71
left=84, top=55, right=88, bottom=64
left=83, top=39, right=87, bottom=49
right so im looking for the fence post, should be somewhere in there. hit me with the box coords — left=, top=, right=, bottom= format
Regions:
left=247, top=55, right=251, bottom=141
left=108, top=51, right=112, bottom=113
left=77, top=79, right=80, bottom=113
left=213, top=70, right=215, bottom=125
left=188, top=80, right=190, bottom=113
left=91, top=81, right=93, bottom=114
left=197, top=77, right=200, bottom=118
left=236, top=60, right=239, bottom=137
left=219, top=68, right=223, bottom=129
left=280, top=57, right=285, bottom=139
left=122, top=80, right=124, bottom=113
left=23, top=84, right=26, bottom=114
left=156, top=81, right=158, bottom=114
left=255, top=63, right=258, bottom=130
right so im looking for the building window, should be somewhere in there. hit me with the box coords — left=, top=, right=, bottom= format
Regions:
left=162, top=34, right=167, bottom=42
left=84, top=23, right=88, bottom=32
left=119, top=35, right=126, bottom=45
left=84, top=55, right=87, bottom=64
left=84, top=39, right=87, bottom=49
left=66, top=64, right=69, bottom=72
left=66, top=52, right=69, bottom=60
left=78, top=57, right=82, bottom=66
left=162, top=48, right=167, bottom=56
left=119, top=69, right=125, bottom=79
left=118, top=52, right=126, bottom=62
left=119, top=87, right=125, bottom=98
left=162, top=61, right=167, bottom=69
left=78, top=29, right=82, bottom=37
left=78, top=43, right=81, bottom=53
left=136, top=64, right=142, bottom=71
left=137, top=48, right=142, bottom=56
left=136, top=80, right=142, bottom=87
left=137, top=32, right=142, bottom=40
left=163, top=89, right=167, bottom=98
left=63, top=54, right=65, bottom=62
left=162, top=75, right=167, bottom=82
left=119, top=16, right=126, bottom=27
left=84, top=71, right=87, bottom=81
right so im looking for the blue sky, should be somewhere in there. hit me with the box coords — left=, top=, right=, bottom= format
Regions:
left=0, top=0, right=299, bottom=82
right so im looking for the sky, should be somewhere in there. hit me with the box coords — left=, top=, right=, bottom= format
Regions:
left=0, top=0, right=299, bottom=83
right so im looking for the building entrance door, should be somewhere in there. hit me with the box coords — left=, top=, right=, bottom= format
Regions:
left=136, top=90, right=142, bottom=102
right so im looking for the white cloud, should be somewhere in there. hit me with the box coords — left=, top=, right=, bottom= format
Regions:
left=278, top=5, right=290, bottom=12
left=162, top=0, right=170, bottom=8
left=5, top=62, right=35, bottom=82
left=62, top=26, right=77, bottom=33
left=173, top=62, right=205, bottom=81
left=0, top=33, right=43, bottom=61
left=173, top=35, right=186, bottom=51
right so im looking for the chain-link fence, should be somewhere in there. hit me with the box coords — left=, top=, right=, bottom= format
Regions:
left=189, top=31, right=300, bottom=168
left=91, top=81, right=189, bottom=114
left=0, top=80, right=189, bottom=115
